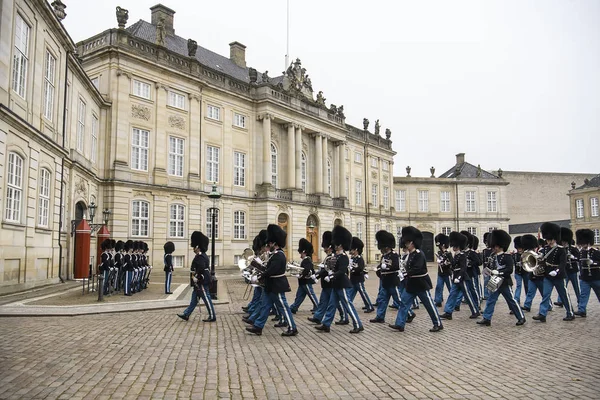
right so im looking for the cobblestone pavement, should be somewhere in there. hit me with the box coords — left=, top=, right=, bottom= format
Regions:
left=1, top=274, right=599, bottom=400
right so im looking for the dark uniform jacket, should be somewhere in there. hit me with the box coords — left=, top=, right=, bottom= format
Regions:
left=579, top=247, right=600, bottom=281
left=513, top=252, right=524, bottom=275
left=482, top=248, right=493, bottom=272
left=298, top=257, right=315, bottom=286
left=164, top=254, right=173, bottom=272
left=114, top=252, right=123, bottom=270
left=405, top=250, right=433, bottom=294
left=100, top=251, right=110, bottom=272
left=191, top=252, right=211, bottom=286
left=330, top=253, right=352, bottom=289
left=565, top=246, right=580, bottom=274
left=124, top=253, right=133, bottom=271
left=317, top=254, right=335, bottom=289
left=490, top=252, right=514, bottom=288
left=541, top=245, right=567, bottom=280
left=379, top=251, right=401, bottom=289
left=451, top=252, right=469, bottom=282
left=466, top=250, right=481, bottom=278
left=436, top=250, right=452, bottom=277
left=350, top=255, right=366, bottom=284
left=262, top=249, right=291, bottom=293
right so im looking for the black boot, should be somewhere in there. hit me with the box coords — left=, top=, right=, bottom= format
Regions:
left=246, top=326, right=262, bottom=335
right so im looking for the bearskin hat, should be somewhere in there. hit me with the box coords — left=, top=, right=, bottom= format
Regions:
left=401, top=226, right=423, bottom=249
left=449, top=232, right=468, bottom=250
left=252, top=235, right=262, bottom=253
left=460, top=230, right=473, bottom=249
left=332, top=225, right=353, bottom=251
left=483, top=232, right=490, bottom=247
left=489, top=229, right=511, bottom=252
left=124, top=240, right=133, bottom=251
left=133, top=241, right=140, bottom=251
left=110, top=239, right=116, bottom=249
left=267, top=224, right=287, bottom=248
left=298, top=238, right=314, bottom=256
left=540, top=222, right=561, bottom=242
left=472, top=236, right=480, bottom=251
left=322, top=231, right=332, bottom=250
left=560, top=227, right=573, bottom=245
left=351, top=237, right=364, bottom=254
left=101, top=239, right=110, bottom=250
left=538, top=238, right=546, bottom=247
left=164, top=241, right=175, bottom=254
left=375, top=230, right=396, bottom=250
left=143, top=242, right=149, bottom=252
left=435, top=233, right=449, bottom=248
left=115, top=240, right=124, bottom=252
left=191, top=231, right=209, bottom=252
left=576, top=229, right=595, bottom=246
left=521, top=234, right=538, bottom=251
left=513, top=236, right=522, bottom=250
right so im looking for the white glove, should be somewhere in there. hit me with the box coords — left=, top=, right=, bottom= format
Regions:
left=254, top=257, right=263, bottom=265
left=364, top=274, right=369, bottom=280
left=324, top=276, right=331, bottom=283
left=491, top=270, right=500, bottom=276
left=310, top=274, right=316, bottom=281
left=454, top=278, right=460, bottom=284
left=549, top=270, right=558, bottom=277
left=250, top=275, right=258, bottom=284
left=192, top=277, right=198, bottom=284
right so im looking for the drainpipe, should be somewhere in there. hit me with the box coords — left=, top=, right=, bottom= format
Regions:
left=57, top=52, right=69, bottom=283
left=363, top=134, right=370, bottom=262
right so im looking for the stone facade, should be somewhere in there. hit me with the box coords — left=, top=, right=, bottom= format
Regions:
left=568, top=175, right=600, bottom=245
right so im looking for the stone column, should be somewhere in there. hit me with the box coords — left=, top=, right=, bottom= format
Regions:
left=295, top=125, right=302, bottom=191
left=322, top=135, right=328, bottom=195
left=261, top=114, right=271, bottom=185
left=333, top=143, right=340, bottom=198
left=287, top=124, right=295, bottom=189
left=315, top=133, right=323, bottom=194
left=339, top=141, right=347, bottom=198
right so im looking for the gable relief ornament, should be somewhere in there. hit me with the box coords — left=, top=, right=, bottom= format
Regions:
left=302, top=140, right=308, bottom=152
left=309, top=206, right=318, bottom=215
left=132, top=104, right=151, bottom=121
left=371, top=172, right=378, bottom=179
left=172, top=195, right=185, bottom=201
left=168, top=115, right=186, bottom=130
left=132, top=191, right=149, bottom=198
left=383, top=174, right=389, bottom=181
left=277, top=204, right=290, bottom=213
left=74, top=177, right=88, bottom=197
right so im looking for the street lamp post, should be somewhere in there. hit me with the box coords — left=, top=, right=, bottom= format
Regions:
left=307, top=222, right=315, bottom=261
left=208, top=184, right=221, bottom=299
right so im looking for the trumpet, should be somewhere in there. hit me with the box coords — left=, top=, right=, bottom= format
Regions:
left=286, top=261, right=305, bottom=278
left=238, top=248, right=267, bottom=286
left=521, top=250, right=546, bottom=276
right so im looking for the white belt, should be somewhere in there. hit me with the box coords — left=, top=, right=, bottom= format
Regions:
left=270, top=273, right=286, bottom=278
left=409, top=273, right=428, bottom=278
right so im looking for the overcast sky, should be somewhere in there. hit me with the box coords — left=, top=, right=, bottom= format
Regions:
left=62, top=0, right=600, bottom=176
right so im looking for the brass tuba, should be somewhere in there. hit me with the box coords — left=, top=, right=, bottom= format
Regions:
left=521, top=250, right=545, bottom=276
left=286, top=261, right=304, bottom=278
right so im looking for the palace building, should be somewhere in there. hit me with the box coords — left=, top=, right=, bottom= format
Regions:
left=0, top=1, right=540, bottom=293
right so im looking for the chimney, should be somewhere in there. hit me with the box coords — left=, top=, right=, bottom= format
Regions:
left=150, top=4, right=175, bottom=35
left=456, top=153, right=465, bottom=165
left=229, top=41, right=246, bottom=68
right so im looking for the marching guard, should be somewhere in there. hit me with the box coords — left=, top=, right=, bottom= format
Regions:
left=521, top=234, right=547, bottom=312
left=512, top=236, right=529, bottom=307
left=178, top=231, right=216, bottom=322
left=164, top=241, right=175, bottom=294
left=290, top=238, right=319, bottom=313
left=477, top=229, right=526, bottom=326
left=440, top=232, right=480, bottom=320
left=532, top=222, right=575, bottom=322
left=242, top=230, right=268, bottom=316
left=555, top=227, right=581, bottom=306
left=246, top=224, right=298, bottom=336
left=575, top=229, right=600, bottom=317
left=348, top=237, right=375, bottom=313
left=391, top=227, right=443, bottom=332
left=123, top=240, right=134, bottom=296
left=482, top=232, right=493, bottom=300
left=434, top=233, right=452, bottom=307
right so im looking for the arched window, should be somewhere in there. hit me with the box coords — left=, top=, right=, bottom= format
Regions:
left=38, top=168, right=51, bottom=227
left=169, top=204, right=185, bottom=238
left=301, top=152, right=307, bottom=192
left=326, top=159, right=332, bottom=196
left=5, top=152, right=24, bottom=222
left=132, top=200, right=149, bottom=236
left=270, top=143, right=277, bottom=187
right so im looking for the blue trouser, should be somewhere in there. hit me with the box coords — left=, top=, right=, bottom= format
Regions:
left=321, top=288, right=363, bottom=329
left=483, top=275, right=490, bottom=299
left=183, top=284, right=216, bottom=319
left=434, top=275, right=451, bottom=304
left=290, top=283, right=318, bottom=311
left=313, top=287, right=345, bottom=321
left=254, top=291, right=296, bottom=330
left=103, top=269, right=110, bottom=294
left=473, top=274, right=482, bottom=303
left=524, top=278, right=544, bottom=309
left=578, top=279, right=600, bottom=313
left=514, top=273, right=529, bottom=305
left=396, top=289, right=441, bottom=328
left=560, top=272, right=581, bottom=304
left=483, top=284, right=524, bottom=321
left=376, top=279, right=401, bottom=308
left=165, top=271, right=172, bottom=293
left=443, top=280, right=478, bottom=315
left=247, top=286, right=263, bottom=314
left=124, top=270, right=132, bottom=295
left=348, top=282, right=374, bottom=311
left=539, top=277, right=574, bottom=317
left=376, top=285, right=407, bottom=320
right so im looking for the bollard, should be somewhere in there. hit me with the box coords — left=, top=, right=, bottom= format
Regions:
left=98, top=274, right=104, bottom=301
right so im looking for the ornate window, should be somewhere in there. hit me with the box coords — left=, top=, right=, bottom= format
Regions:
left=356, top=222, right=363, bottom=239
left=395, top=189, right=406, bottom=211
left=371, top=184, right=378, bottom=206
left=132, top=200, right=149, bottom=236
left=133, top=79, right=151, bottom=99
left=38, top=168, right=51, bottom=227
left=355, top=180, right=362, bottom=206
left=77, top=99, right=86, bottom=152
left=418, top=190, right=429, bottom=212
left=576, top=199, right=584, bottom=218
left=233, top=113, right=246, bottom=128
left=441, top=191, right=451, bottom=212
left=5, top=152, right=24, bottom=222
left=466, top=191, right=476, bottom=212
left=487, top=191, right=497, bottom=212
left=441, top=227, right=452, bottom=236
left=271, top=143, right=278, bottom=187
left=234, top=211, right=246, bottom=239
left=467, top=226, right=477, bottom=237
left=206, top=145, right=219, bottom=182
left=169, top=204, right=185, bottom=238
left=169, top=136, right=184, bottom=177
left=234, top=151, right=245, bottom=186
left=12, top=14, right=29, bottom=98
left=43, top=51, right=56, bottom=121
left=383, top=187, right=389, bottom=209
left=206, top=208, right=220, bottom=239
left=591, top=197, right=598, bottom=217
left=131, top=128, right=149, bottom=171
left=207, top=104, right=220, bottom=120
left=168, top=91, right=185, bottom=110
left=91, top=115, right=98, bottom=163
